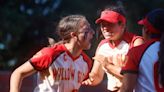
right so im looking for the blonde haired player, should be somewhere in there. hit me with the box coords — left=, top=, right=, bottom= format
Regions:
left=10, top=15, right=95, bottom=92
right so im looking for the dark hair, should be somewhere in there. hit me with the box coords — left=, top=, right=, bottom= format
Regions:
left=57, top=15, right=87, bottom=41
left=103, top=4, right=126, bottom=19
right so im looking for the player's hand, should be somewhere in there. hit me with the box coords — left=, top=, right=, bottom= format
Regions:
left=112, top=54, right=126, bottom=67
left=93, top=54, right=112, bottom=67
left=81, top=73, right=94, bottom=85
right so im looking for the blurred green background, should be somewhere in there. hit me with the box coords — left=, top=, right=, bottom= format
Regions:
left=0, top=0, right=164, bottom=70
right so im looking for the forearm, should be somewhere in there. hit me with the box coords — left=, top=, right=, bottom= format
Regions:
left=82, top=73, right=103, bottom=86
left=10, top=70, right=24, bottom=92
left=88, top=72, right=103, bottom=86
left=82, top=61, right=104, bottom=86
left=10, top=61, right=36, bottom=92
left=104, top=64, right=123, bottom=80
left=90, top=61, right=105, bottom=85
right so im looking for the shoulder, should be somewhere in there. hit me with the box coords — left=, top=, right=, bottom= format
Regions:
left=40, top=44, right=66, bottom=56
left=123, top=31, right=143, bottom=42
left=30, top=44, right=66, bottom=70
left=123, top=31, right=144, bottom=48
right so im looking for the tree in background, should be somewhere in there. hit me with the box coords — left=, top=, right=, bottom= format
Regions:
left=0, top=0, right=164, bottom=70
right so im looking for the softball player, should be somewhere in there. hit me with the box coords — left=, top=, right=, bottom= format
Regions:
left=82, top=4, right=144, bottom=92
left=120, top=9, right=164, bottom=92
left=10, top=15, right=95, bottom=92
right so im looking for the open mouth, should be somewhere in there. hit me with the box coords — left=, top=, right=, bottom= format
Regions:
left=104, top=32, right=114, bottom=37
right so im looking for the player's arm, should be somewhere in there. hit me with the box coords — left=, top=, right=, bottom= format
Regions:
left=103, top=63, right=123, bottom=80
left=82, top=60, right=105, bottom=86
left=119, top=73, right=137, bottom=92
left=10, top=61, right=36, bottom=92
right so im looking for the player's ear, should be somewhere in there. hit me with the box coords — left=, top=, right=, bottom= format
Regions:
left=70, top=32, right=77, bottom=37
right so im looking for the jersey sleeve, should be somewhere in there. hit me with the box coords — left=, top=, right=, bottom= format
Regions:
left=121, top=40, right=156, bottom=75
left=29, top=47, right=54, bottom=71
left=29, top=44, right=65, bottom=71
